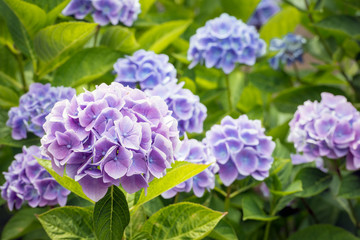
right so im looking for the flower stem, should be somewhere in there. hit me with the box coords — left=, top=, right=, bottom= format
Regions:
left=224, top=186, right=231, bottom=212
left=93, top=25, right=101, bottom=47
left=15, top=53, right=27, bottom=92
left=263, top=221, right=271, bottom=240
left=225, top=74, right=232, bottom=110
left=301, top=198, right=319, bottom=223
left=292, top=62, right=301, bottom=83
left=174, top=193, right=179, bottom=203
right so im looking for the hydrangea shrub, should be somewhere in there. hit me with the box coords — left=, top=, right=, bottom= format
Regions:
left=1, top=146, right=70, bottom=211
left=248, top=0, right=280, bottom=29
left=41, top=82, right=180, bottom=201
left=188, top=13, right=266, bottom=74
left=7, top=83, right=75, bottom=140
left=205, top=115, right=275, bottom=185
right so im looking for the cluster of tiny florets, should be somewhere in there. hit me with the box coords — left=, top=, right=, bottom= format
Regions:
left=41, top=82, right=180, bottom=201
left=62, top=0, right=141, bottom=26
left=7, top=83, right=75, bottom=140
left=1, top=146, right=70, bottom=211
left=248, top=0, right=280, bottom=29
left=188, top=13, right=266, bottom=74
left=162, top=137, right=218, bottom=198
left=288, top=92, right=360, bottom=171
left=205, top=115, right=275, bottom=185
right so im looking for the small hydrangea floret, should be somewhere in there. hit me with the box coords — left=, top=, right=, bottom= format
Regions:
left=1, top=146, right=70, bottom=211
left=269, top=33, right=306, bottom=70
left=41, top=82, right=180, bottom=201
left=62, top=0, right=141, bottom=26
left=248, top=0, right=280, bottom=29
left=113, top=50, right=177, bottom=90
left=146, top=81, right=207, bottom=135
left=188, top=13, right=266, bottom=74
left=288, top=92, right=360, bottom=171
left=162, top=137, right=218, bottom=198
left=7, top=83, right=75, bottom=140
left=205, top=115, right=275, bottom=186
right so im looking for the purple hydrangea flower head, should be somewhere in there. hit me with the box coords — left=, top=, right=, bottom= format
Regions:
left=113, top=50, right=177, bottom=90
left=269, top=33, right=306, bottom=70
left=41, top=82, right=180, bottom=202
left=146, top=81, right=207, bottom=135
left=248, top=0, right=280, bottom=29
left=162, top=136, right=218, bottom=198
left=187, top=13, right=266, bottom=74
left=7, top=83, right=75, bottom=140
left=62, top=0, right=141, bottom=26
left=0, top=146, right=70, bottom=211
left=205, top=115, right=275, bottom=185
left=288, top=93, right=360, bottom=171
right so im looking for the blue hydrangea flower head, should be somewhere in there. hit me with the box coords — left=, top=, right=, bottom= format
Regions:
left=162, top=136, right=218, bottom=198
left=248, top=0, right=280, bottom=29
left=288, top=92, right=360, bottom=171
left=0, top=146, right=70, bottom=211
left=188, top=13, right=266, bottom=74
left=7, top=83, right=75, bottom=140
left=113, top=50, right=177, bottom=90
left=146, top=81, right=207, bottom=135
left=205, top=115, right=275, bottom=185
left=269, top=33, right=306, bottom=69
left=62, top=0, right=141, bottom=26
left=41, top=82, right=180, bottom=202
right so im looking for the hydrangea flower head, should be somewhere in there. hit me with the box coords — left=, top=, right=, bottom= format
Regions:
left=288, top=92, right=360, bottom=171
left=1, top=146, right=70, bottom=211
left=162, top=137, right=218, bottom=198
left=41, top=82, right=180, bottom=201
left=248, top=0, right=280, bottom=29
left=113, top=50, right=177, bottom=90
left=7, top=83, right=75, bottom=140
left=205, top=115, right=275, bottom=185
left=62, top=0, right=141, bottom=26
left=188, top=13, right=266, bottom=74
left=269, top=33, right=306, bottom=70
left=146, top=81, right=207, bottom=135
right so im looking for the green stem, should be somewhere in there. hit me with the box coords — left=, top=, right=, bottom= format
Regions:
left=224, top=186, right=231, bottom=212
left=229, top=182, right=258, bottom=198
left=301, top=198, right=319, bottom=223
left=293, top=62, right=301, bottom=83
left=93, top=25, right=100, bottom=47
left=263, top=221, right=271, bottom=240
left=15, top=53, right=27, bottom=92
left=225, top=74, right=232, bottom=110
left=214, top=187, right=227, bottom=197
left=174, top=193, right=179, bottom=204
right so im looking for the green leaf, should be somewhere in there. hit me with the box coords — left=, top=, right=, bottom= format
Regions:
left=2, top=208, right=46, bottom=240
left=270, top=180, right=303, bottom=196
left=315, top=15, right=360, bottom=38
left=38, top=206, right=96, bottom=240
left=242, top=195, right=279, bottom=221
left=24, top=0, right=71, bottom=25
left=142, top=202, right=225, bottom=239
left=221, top=0, right=261, bottom=21
left=100, top=26, right=139, bottom=54
left=248, top=69, right=292, bottom=93
left=53, top=47, right=122, bottom=87
left=93, top=186, right=130, bottom=240
left=131, top=161, right=210, bottom=212
left=0, top=85, right=18, bottom=109
left=295, top=167, right=332, bottom=198
left=338, top=173, right=360, bottom=199
left=0, top=0, right=42, bottom=66
left=36, top=158, right=94, bottom=203
left=125, top=206, right=147, bottom=240
left=34, top=22, right=97, bottom=78
left=288, top=224, right=359, bottom=240
left=207, top=219, right=237, bottom=240
left=138, top=20, right=192, bottom=53
left=272, top=85, right=345, bottom=113
left=260, top=6, right=301, bottom=44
